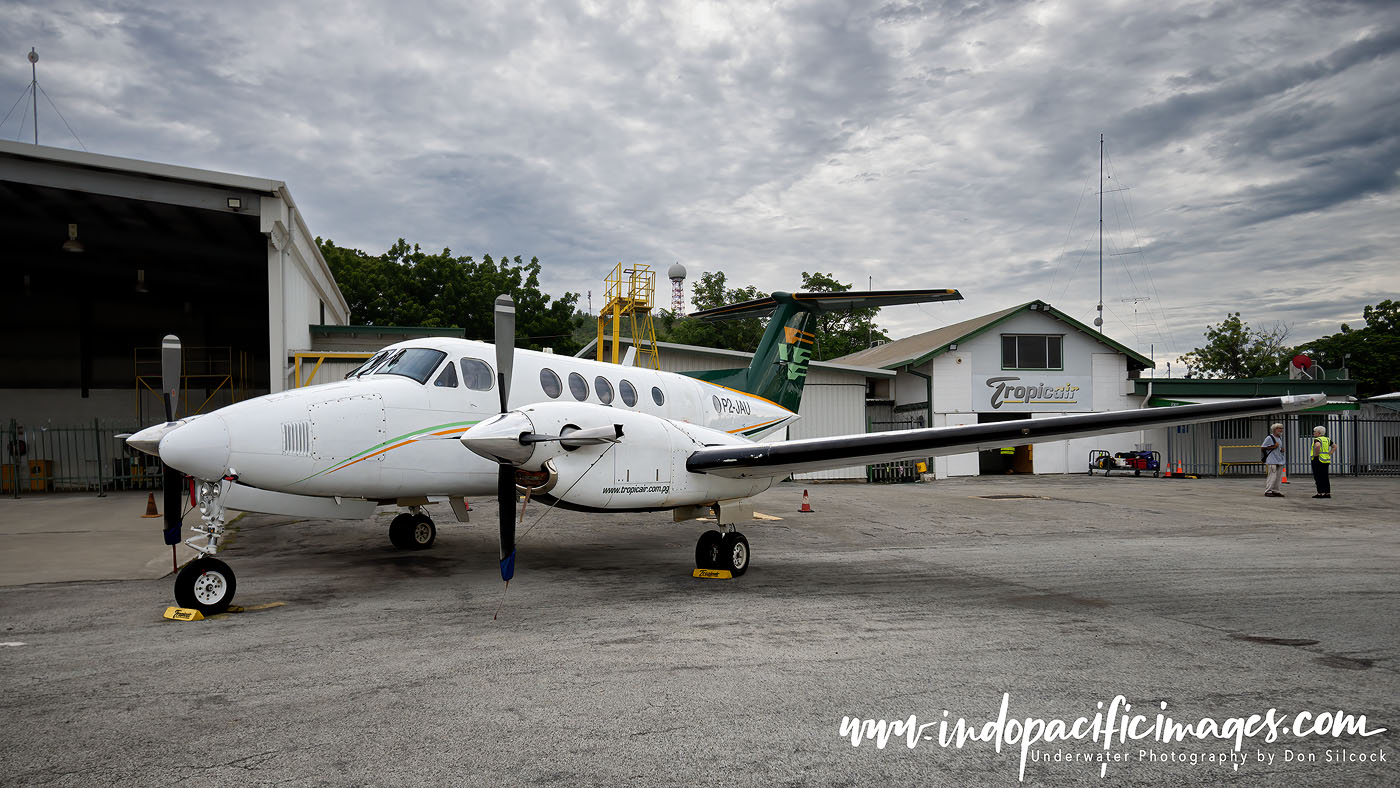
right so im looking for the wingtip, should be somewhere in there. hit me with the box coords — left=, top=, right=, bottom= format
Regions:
left=1281, top=393, right=1327, bottom=409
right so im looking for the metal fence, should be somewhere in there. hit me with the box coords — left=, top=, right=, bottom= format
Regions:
left=2, top=421, right=164, bottom=497
left=1164, top=414, right=1400, bottom=478
left=867, top=407, right=929, bottom=483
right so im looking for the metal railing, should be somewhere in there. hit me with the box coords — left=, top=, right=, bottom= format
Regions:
left=2, top=421, right=164, bottom=497
left=1166, top=414, right=1400, bottom=478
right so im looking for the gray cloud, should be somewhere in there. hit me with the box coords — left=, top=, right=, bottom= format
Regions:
left=2, top=0, right=1396, bottom=367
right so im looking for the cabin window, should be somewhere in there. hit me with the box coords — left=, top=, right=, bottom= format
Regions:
left=620, top=379, right=638, bottom=407
left=375, top=348, right=447, bottom=384
left=568, top=372, right=589, bottom=401
left=1001, top=334, right=1063, bottom=370
left=651, top=386, right=665, bottom=406
left=460, top=358, right=494, bottom=391
left=433, top=362, right=458, bottom=388
left=540, top=368, right=562, bottom=398
left=595, top=377, right=614, bottom=405
left=346, top=350, right=388, bottom=379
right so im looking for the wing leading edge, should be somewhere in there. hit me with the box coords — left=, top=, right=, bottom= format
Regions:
left=686, top=394, right=1326, bottom=479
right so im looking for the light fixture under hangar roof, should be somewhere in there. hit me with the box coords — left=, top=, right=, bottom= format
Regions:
left=62, top=223, right=83, bottom=253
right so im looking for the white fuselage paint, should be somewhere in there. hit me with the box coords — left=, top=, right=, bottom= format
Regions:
left=175, top=338, right=793, bottom=511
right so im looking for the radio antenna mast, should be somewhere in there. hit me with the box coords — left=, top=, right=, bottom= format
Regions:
left=28, top=47, right=38, bottom=144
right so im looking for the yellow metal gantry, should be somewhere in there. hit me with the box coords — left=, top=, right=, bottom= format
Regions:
left=596, top=262, right=660, bottom=369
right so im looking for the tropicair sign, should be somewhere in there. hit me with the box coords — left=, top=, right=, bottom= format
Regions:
left=983, top=375, right=1090, bottom=411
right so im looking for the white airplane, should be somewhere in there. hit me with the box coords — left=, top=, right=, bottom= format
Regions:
left=128, top=289, right=1325, bottom=614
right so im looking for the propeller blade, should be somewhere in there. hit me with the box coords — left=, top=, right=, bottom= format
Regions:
left=498, top=465, right=516, bottom=582
left=494, top=295, right=514, bottom=413
left=163, top=465, right=183, bottom=545
left=159, top=336, right=183, bottom=544
left=161, top=335, right=181, bottom=422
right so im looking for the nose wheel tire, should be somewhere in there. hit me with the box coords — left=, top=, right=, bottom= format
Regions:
left=719, top=532, right=750, bottom=576
left=174, top=557, right=236, bottom=615
left=390, top=513, right=436, bottom=550
left=695, top=529, right=723, bottom=569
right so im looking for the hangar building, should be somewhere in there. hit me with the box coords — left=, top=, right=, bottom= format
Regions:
left=0, top=140, right=348, bottom=430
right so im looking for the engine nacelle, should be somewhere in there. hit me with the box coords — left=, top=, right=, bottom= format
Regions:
left=486, top=402, right=773, bottom=511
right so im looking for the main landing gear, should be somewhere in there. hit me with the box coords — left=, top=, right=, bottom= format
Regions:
left=389, top=508, right=437, bottom=550
left=695, top=528, right=750, bottom=576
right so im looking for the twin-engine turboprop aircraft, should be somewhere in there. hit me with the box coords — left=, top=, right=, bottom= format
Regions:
left=128, top=289, right=1325, bottom=613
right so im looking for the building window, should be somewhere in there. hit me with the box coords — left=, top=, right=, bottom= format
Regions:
left=1001, top=334, right=1063, bottom=370
left=540, top=368, right=562, bottom=398
left=1210, top=418, right=1250, bottom=440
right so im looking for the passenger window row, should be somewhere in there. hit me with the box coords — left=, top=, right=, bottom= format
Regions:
left=539, top=368, right=663, bottom=406
left=374, top=353, right=665, bottom=409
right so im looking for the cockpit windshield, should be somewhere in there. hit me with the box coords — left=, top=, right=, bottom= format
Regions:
left=346, top=350, right=390, bottom=379
left=374, top=348, right=447, bottom=384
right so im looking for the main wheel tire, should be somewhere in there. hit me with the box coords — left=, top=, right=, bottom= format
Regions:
left=390, top=513, right=436, bottom=550
left=174, top=557, right=236, bottom=615
left=388, top=513, right=416, bottom=549
left=719, top=532, right=750, bottom=576
left=695, top=529, right=723, bottom=569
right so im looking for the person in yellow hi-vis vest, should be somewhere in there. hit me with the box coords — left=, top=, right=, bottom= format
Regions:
left=1310, top=425, right=1333, bottom=499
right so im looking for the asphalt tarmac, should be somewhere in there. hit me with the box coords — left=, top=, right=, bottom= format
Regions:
left=1, top=475, right=1396, bottom=787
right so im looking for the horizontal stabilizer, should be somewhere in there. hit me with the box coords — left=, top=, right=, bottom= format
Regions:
left=687, top=394, right=1326, bottom=478
left=691, top=289, right=962, bottom=321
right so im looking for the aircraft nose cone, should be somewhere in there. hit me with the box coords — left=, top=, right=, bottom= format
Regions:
left=159, top=414, right=231, bottom=480
left=461, top=411, right=535, bottom=465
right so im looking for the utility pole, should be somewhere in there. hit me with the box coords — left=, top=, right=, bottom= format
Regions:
left=28, top=47, right=39, bottom=144
left=1096, top=133, right=1103, bottom=332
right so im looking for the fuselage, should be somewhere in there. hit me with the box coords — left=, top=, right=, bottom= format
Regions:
left=154, top=338, right=796, bottom=506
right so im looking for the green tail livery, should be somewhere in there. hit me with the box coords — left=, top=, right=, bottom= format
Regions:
left=684, top=289, right=963, bottom=412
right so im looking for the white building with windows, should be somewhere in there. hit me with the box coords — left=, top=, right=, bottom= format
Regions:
left=832, top=300, right=1155, bottom=478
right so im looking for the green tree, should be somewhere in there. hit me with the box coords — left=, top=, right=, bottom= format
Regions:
left=317, top=238, right=580, bottom=354
left=663, top=271, right=766, bottom=351
left=1294, top=300, right=1400, bottom=398
left=659, top=271, right=887, bottom=359
left=798, top=271, right=889, bottom=361
left=1180, top=313, right=1292, bottom=379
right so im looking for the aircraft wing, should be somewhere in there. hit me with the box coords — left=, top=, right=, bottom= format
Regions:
left=686, top=394, right=1325, bottom=479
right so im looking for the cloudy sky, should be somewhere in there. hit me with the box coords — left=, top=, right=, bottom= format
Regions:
left=3, top=0, right=1397, bottom=368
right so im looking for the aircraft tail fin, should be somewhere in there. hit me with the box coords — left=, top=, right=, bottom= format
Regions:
left=683, top=289, right=962, bottom=412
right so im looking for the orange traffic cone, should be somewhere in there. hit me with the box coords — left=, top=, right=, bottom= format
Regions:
left=800, top=489, right=813, bottom=513
left=1176, top=461, right=1185, bottom=475
left=141, top=493, right=160, bottom=518
left=1281, top=468, right=1289, bottom=484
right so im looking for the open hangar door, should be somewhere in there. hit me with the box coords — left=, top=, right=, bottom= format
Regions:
left=0, top=174, right=271, bottom=425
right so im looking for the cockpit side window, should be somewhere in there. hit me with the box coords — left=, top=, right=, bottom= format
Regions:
left=375, top=348, right=447, bottom=384
left=460, top=358, right=495, bottom=391
left=433, top=362, right=459, bottom=388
